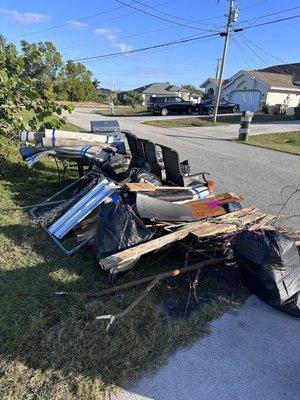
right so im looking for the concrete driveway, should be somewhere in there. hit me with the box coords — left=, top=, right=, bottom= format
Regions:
left=67, top=108, right=300, bottom=400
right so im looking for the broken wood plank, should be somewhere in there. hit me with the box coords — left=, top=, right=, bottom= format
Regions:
left=191, top=209, right=268, bottom=238
left=99, top=206, right=257, bottom=271
left=125, top=182, right=190, bottom=192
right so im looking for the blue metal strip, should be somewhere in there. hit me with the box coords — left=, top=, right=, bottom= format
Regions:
left=48, top=178, right=115, bottom=239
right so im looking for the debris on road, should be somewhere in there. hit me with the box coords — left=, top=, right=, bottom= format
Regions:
left=18, top=121, right=300, bottom=321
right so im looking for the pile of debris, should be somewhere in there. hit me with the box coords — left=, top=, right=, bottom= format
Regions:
left=19, top=121, right=300, bottom=325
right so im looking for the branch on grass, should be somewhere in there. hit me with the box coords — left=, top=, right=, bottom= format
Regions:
left=93, top=257, right=230, bottom=330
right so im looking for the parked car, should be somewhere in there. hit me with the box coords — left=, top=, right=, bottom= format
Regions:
left=196, top=99, right=240, bottom=115
left=147, top=96, right=196, bottom=116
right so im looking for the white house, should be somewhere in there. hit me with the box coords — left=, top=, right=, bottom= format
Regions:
left=200, top=63, right=300, bottom=114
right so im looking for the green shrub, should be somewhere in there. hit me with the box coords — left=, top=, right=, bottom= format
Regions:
left=262, top=104, right=270, bottom=114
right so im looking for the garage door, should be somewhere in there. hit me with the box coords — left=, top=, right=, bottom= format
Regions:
left=229, top=90, right=261, bottom=112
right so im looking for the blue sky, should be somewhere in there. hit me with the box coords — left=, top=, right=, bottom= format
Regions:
left=1, top=0, right=299, bottom=90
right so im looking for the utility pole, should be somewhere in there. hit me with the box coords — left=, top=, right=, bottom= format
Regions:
left=213, top=0, right=238, bottom=123
left=215, top=58, right=221, bottom=79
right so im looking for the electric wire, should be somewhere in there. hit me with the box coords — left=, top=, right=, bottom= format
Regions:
left=128, top=0, right=222, bottom=26
left=115, top=0, right=217, bottom=32
left=72, top=31, right=220, bottom=62
left=68, top=14, right=300, bottom=63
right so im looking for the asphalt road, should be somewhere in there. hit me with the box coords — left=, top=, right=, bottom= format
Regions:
left=68, top=108, right=300, bottom=229
left=67, top=108, right=300, bottom=400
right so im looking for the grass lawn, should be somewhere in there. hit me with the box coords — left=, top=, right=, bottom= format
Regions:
left=20, top=109, right=80, bottom=133
left=143, top=113, right=296, bottom=129
left=238, top=131, right=300, bottom=155
left=93, top=106, right=148, bottom=117
left=143, top=117, right=224, bottom=128
left=0, top=135, right=247, bottom=398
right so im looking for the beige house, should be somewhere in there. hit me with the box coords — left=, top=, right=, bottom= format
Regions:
left=200, top=63, right=300, bottom=114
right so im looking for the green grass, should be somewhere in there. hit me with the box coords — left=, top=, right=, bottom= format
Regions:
left=0, top=138, right=247, bottom=399
left=20, top=110, right=80, bottom=133
left=93, top=107, right=148, bottom=117
left=238, top=131, right=300, bottom=155
left=143, top=113, right=296, bottom=128
left=143, top=117, right=224, bottom=128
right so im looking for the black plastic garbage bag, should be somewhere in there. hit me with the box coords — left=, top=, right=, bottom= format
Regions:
left=231, top=229, right=300, bottom=317
left=95, top=200, right=153, bottom=259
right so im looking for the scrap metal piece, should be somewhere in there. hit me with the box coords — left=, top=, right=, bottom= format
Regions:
left=48, top=178, right=116, bottom=239
left=136, top=193, right=194, bottom=222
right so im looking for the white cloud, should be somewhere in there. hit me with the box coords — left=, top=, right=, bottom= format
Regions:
left=93, top=26, right=132, bottom=53
left=67, top=20, right=87, bottom=28
left=116, top=42, right=133, bottom=53
left=0, top=8, right=51, bottom=24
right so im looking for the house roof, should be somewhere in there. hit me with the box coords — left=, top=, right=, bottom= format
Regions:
left=248, top=68, right=300, bottom=89
left=202, top=63, right=300, bottom=91
left=200, top=78, right=229, bottom=88
left=258, top=63, right=300, bottom=80
left=123, top=82, right=190, bottom=95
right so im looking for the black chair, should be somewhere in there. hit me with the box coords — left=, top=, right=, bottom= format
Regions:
left=159, top=144, right=209, bottom=187
left=123, top=130, right=145, bottom=167
left=139, top=138, right=163, bottom=179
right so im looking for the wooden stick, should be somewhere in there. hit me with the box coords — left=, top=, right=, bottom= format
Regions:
left=57, top=257, right=230, bottom=299
left=95, top=257, right=230, bottom=330
left=97, top=278, right=160, bottom=330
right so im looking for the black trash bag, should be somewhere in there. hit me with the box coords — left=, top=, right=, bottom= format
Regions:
left=126, top=166, right=163, bottom=186
left=95, top=200, right=153, bottom=259
left=231, top=229, right=300, bottom=317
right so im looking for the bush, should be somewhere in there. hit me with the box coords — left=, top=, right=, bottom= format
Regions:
left=294, top=106, right=300, bottom=119
left=262, top=104, right=270, bottom=114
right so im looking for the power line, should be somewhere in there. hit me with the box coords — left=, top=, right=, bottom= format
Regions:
left=237, top=33, right=300, bottom=74
left=72, top=32, right=220, bottom=62
left=67, top=14, right=300, bottom=64
left=93, top=72, right=203, bottom=79
left=232, top=35, right=262, bottom=69
left=238, top=6, right=300, bottom=26
left=9, top=6, right=123, bottom=39
left=241, top=0, right=270, bottom=11
left=239, top=33, right=295, bottom=67
left=231, top=36, right=259, bottom=70
left=115, top=0, right=217, bottom=32
left=129, top=0, right=221, bottom=27
left=8, top=0, right=176, bottom=41
left=237, top=33, right=291, bottom=74
left=236, top=13, right=300, bottom=31
left=60, top=26, right=176, bottom=52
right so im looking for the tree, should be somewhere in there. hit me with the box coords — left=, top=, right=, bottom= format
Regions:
left=125, top=91, right=143, bottom=108
left=55, top=60, right=99, bottom=102
left=20, top=40, right=62, bottom=100
left=0, top=36, right=72, bottom=138
left=182, top=84, right=204, bottom=96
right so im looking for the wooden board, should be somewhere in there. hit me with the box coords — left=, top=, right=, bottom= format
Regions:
left=125, top=182, right=188, bottom=192
left=100, top=206, right=272, bottom=271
